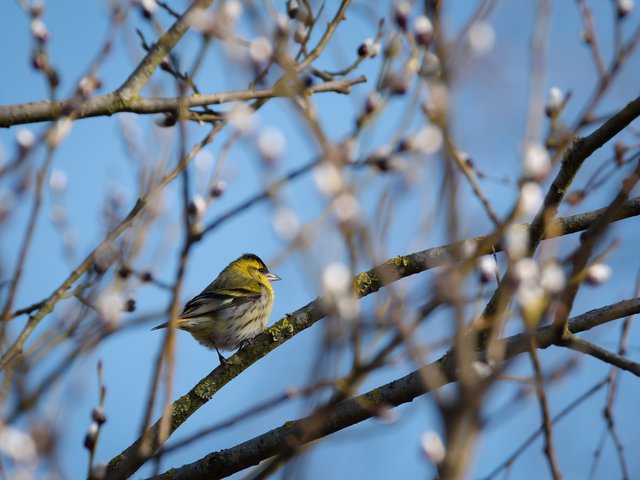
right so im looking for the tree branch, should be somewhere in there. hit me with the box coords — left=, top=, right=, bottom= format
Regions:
left=0, top=77, right=366, bottom=128
left=105, top=196, right=640, bottom=478
left=150, top=298, right=640, bottom=479
left=560, top=333, right=640, bottom=376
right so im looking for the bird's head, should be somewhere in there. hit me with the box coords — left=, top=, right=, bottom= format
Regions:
left=230, top=253, right=281, bottom=287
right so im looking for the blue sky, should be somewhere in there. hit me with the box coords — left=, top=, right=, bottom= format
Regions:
left=1, top=1, right=640, bottom=479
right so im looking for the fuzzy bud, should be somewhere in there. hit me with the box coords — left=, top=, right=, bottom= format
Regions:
left=17, top=128, right=36, bottom=150
left=249, top=37, right=273, bottom=63
left=468, top=22, right=495, bottom=55
left=30, top=18, right=49, bottom=42
left=540, top=261, right=566, bottom=294
left=30, top=1, right=44, bottom=18
left=358, top=38, right=374, bottom=57
left=414, top=15, right=433, bottom=45
left=273, top=207, right=300, bottom=240
left=505, top=224, right=528, bottom=260
left=77, top=75, right=102, bottom=98
left=95, top=289, right=124, bottom=326
left=156, top=111, right=177, bottom=128
left=140, top=271, right=154, bottom=283
left=384, top=72, right=409, bottom=95
left=294, top=23, right=308, bottom=43
left=585, top=263, right=612, bottom=285
left=420, top=431, right=445, bottom=464
left=125, top=298, right=136, bottom=312
left=84, top=422, right=99, bottom=450
left=365, top=91, right=381, bottom=114
left=580, top=29, right=593, bottom=45
left=471, top=361, right=493, bottom=379
left=92, top=406, right=107, bottom=425
left=523, top=143, right=550, bottom=180
left=287, top=0, right=299, bottom=19
left=31, top=50, right=47, bottom=71
left=617, top=0, right=634, bottom=17
left=139, top=0, right=157, bottom=17
left=257, top=127, right=286, bottom=163
left=367, top=145, right=392, bottom=170
left=159, top=56, right=172, bottom=72
left=223, top=1, right=243, bottom=23
left=478, top=256, right=498, bottom=284
left=545, top=86, right=563, bottom=118
left=518, top=182, right=543, bottom=216
left=210, top=180, right=227, bottom=198
left=117, top=265, right=132, bottom=279
left=49, top=169, right=68, bottom=193
left=188, top=195, right=207, bottom=223
left=394, top=1, right=411, bottom=30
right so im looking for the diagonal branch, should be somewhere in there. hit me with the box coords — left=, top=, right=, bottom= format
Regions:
left=105, top=196, right=640, bottom=478
left=150, top=297, right=640, bottom=479
left=560, top=333, right=640, bottom=376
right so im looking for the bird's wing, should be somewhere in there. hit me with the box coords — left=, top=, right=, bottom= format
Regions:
left=178, top=287, right=261, bottom=319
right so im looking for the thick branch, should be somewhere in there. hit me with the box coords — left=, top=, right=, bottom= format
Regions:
left=151, top=298, right=640, bottom=479
left=0, top=77, right=366, bottom=128
left=105, top=197, right=640, bottom=479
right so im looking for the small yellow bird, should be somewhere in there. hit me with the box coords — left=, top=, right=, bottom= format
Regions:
left=152, top=253, right=280, bottom=365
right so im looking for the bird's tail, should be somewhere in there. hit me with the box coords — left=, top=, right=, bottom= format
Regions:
left=150, top=322, right=168, bottom=331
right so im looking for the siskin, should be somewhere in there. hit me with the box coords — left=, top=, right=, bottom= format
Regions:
left=152, top=253, right=280, bottom=365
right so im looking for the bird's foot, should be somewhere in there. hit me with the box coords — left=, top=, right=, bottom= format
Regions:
left=216, top=348, right=228, bottom=367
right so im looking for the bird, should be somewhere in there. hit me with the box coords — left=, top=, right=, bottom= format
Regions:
left=152, top=253, right=280, bottom=365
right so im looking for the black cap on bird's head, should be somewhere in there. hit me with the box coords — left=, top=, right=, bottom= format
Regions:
left=240, top=253, right=267, bottom=267
left=234, top=253, right=281, bottom=282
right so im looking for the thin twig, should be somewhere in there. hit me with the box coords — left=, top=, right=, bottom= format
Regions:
left=528, top=340, right=562, bottom=479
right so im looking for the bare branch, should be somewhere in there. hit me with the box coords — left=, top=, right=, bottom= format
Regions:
left=105, top=198, right=640, bottom=478
left=560, top=333, right=640, bottom=376
left=0, top=77, right=366, bottom=128
left=149, top=298, right=640, bottom=479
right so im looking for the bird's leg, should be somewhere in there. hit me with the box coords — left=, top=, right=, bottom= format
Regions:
left=214, top=345, right=228, bottom=367
left=235, top=336, right=259, bottom=356
left=237, top=337, right=255, bottom=352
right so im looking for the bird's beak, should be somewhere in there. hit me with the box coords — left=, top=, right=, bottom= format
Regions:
left=266, top=272, right=281, bottom=282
